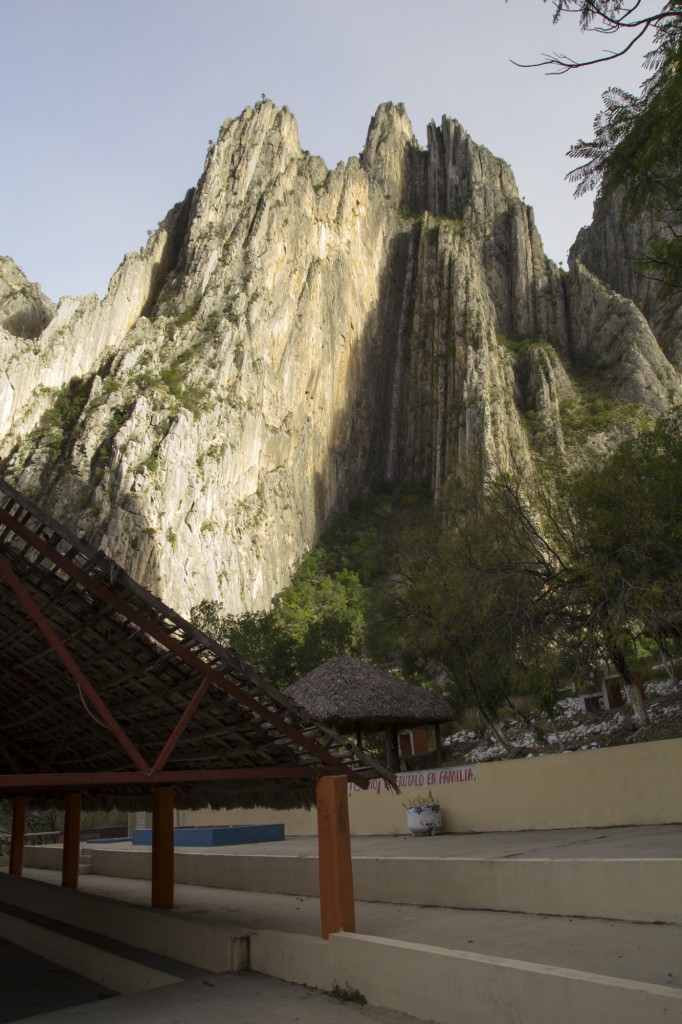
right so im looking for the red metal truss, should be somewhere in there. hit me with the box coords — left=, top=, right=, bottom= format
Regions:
left=40, top=728, right=75, bottom=772
left=0, top=552, right=151, bottom=774
left=151, top=676, right=212, bottom=773
left=0, top=505, right=365, bottom=786
left=0, top=743, right=22, bottom=773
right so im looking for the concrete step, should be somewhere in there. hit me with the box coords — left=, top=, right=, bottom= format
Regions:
left=0, top=871, right=251, bottom=974
left=79, top=842, right=682, bottom=924
left=6, top=867, right=681, bottom=1024
left=252, top=928, right=682, bottom=1024
left=0, top=901, right=188, bottom=994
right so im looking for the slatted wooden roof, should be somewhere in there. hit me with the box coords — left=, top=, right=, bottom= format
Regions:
left=0, top=479, right=394, bottom=810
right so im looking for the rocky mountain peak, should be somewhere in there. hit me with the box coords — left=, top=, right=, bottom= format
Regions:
left=1, top=101, right=679, bottom=617
left=0, top=255, right=56, bottom=340
left=361, top=101, right=422, bottom=205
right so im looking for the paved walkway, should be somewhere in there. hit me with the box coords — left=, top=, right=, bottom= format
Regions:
left=18, top=824, right=682, bottom=992
left=164, top=823, right=682, bottom=860
left=2, top=965, right=423, bottom=1024
left=0, top=938, right=113, bottom=1023
left=19, top=865, right=679, bottom=991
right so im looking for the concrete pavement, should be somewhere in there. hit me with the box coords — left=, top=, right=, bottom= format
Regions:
left=110, top=823, right=681, bottom=860
left=5, top=825, right=681, bottom=1023
left=2, top=964, right=424, bottom=1024
left=16, top=862, right=680, bottom=990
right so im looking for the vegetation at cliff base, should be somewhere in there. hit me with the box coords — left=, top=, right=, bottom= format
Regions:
left=194, top=411, right=682, bottom=744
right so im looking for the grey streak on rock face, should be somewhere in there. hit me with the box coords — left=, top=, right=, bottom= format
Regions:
left=1, top=100, right=679, bottom=617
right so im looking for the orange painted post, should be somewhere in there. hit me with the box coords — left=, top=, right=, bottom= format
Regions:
left=9, top=795, right=27, bottom=876
left=61, top=792, right=82, bottom=889
left=316, top=775, right=355, bottom=939
left=151, top=786, right=174, bottom=909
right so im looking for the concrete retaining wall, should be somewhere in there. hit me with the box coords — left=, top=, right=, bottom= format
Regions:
left=23, top=846, right=675, bottom=924
left=0, top=872, right=250, bottom=972
left=350, top=855, right=682, bottom=925
left=177, top=737, right=682, bottom=836
left=251, top=929, right=682, bottom=1024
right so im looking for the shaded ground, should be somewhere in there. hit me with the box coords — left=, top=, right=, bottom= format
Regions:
left=11, top=972, right=430, bottom=1024
left=0, top=938, right=114, bottom=1023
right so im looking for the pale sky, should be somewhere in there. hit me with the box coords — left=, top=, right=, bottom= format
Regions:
left=1, top=0, right=657, bottom=301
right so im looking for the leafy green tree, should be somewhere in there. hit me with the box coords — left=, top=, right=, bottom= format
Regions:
left=488, top=413, right=682, bottom=725
left=191, top=550, right=366, bottom=686
left=381, top=477, right=543, bottom=753
left=568, top=17, right=682, bottom=292
left=563, top=409, right=682, bottom=714
left=386, top=411, right=682, bottom=733
left=516, top=3, right=682, bottom=292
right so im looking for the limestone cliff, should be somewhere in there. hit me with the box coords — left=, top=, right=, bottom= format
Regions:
left=571, top=190, right=682, bottom=368
left=1, top=101, right=679, bottom=616
left=0, top=256, right=55, bottom=341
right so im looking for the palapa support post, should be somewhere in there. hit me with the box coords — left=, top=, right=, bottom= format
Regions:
left=435, top=722, right=442, bottom=768
left=316, top=774, right=355, bottom=939
left=385, top=724, right=400, bottom=772
left=151, top=786, right=174, bottom=909
left=61, top=791, right=81, bottom=889
left=9, top=795, right=27, bottom=876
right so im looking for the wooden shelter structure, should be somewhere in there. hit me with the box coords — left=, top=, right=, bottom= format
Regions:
left=0, top=480, right=394, bottom=938
left=286, top=657, right=455, bottom=771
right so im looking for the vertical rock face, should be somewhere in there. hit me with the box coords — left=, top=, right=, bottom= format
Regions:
left=571, top=190, right=682, bottom=368
left=1, top=100, right=680, bottom=616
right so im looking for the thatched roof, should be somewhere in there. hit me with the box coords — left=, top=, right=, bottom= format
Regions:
left=0, top=481, right=395, bottom=812
left=286, top=657, right=454, bottom=733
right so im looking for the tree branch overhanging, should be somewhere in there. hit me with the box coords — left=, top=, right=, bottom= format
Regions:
left=508, top=1, right=682, bottom=74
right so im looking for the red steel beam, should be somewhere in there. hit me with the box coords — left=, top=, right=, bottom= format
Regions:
left=9, top=795, right=27, bottom=876
left=1, top=739, right=43, bottom=769
left=0, top=743, right=22, bottom=773
left=0, top=661, right=115, bottom=744
left=0, top=764, right=352, bottom=793
left=0, top=553, right=151, bottom=774
left=40, top=728, right=74, bottom=772
left=151, top=676, right=212, bottom=773
left=61, top=791, right=81, bottom=890
left=0, top=510, right=362, bottom=785
left=151, top=786, right=174, bottom=909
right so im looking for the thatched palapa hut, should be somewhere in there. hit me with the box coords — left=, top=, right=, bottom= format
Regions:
left=286, top=657, right=455, bottom=771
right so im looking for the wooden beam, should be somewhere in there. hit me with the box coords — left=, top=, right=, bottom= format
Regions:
left=385, top=725, right=399, bottom=773
left=61, top=792, right=81, bottom=889
left=151, top=786, right=174, bottom=909
left=316, top=775, right=355, bottom=939
left=9, top=795, right=27, bottom=876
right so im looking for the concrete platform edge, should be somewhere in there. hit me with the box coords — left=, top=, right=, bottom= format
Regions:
left=0, top=873, right=251, bottom=973
left=27, top=846, right=677, bottom=924
left=0, top=909, right=181, bottom=994
left=252, top=928, right=682, bottom=1024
